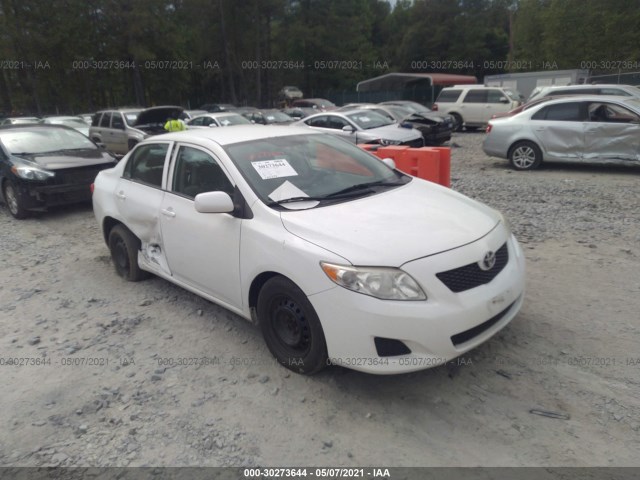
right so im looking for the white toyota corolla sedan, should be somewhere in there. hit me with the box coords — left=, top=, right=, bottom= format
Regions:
left=92, top=126, right=525, bottom=375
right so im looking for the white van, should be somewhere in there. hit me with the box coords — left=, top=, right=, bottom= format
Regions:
left=432, top=86, right=521, bottom=131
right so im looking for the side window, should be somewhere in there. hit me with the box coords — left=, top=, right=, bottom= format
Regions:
left=463, top=89, right=488, bottom=103
left=91, top=113, right=102, bottom=127
left=189, top=117, right=203, bottom=126
left=436, top=89, right=462, bottom=103
left=111, top=113, right=125, bottom=130
left=532, top=102, right=583, bottom=121
left=99, top=112, right=112, bottom=127
left=172, top=146, right=234, bottom=198
left=554, top=88, right=597, bottom=96
left=202, top=117, right=216, bottom=127
left=325, top=115, right=349, bottom=130
left=599, top=88, right=630, bottom=96
left=588, top=102, right=640, bottom=123
left=123, top=143, right=169, bottom=187
left=487, top=90, right=507, bottom=103
left=306, top=116, right=328, bottom=128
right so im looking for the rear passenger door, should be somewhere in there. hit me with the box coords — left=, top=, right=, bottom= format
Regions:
left=115, top=143, right=171, bottom=270
left=530, top=102, right=586, bottom=161
left=460, top=89, right=488, bottom=125
left=109, top=113, right=128, bottom=154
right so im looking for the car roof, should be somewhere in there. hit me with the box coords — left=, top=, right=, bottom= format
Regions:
left=146, top=125, right=319, bottom=146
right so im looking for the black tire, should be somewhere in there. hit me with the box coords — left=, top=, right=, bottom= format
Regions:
left=257, top=276, right=328, bottom=375
left=3, top=181, right=28, bottom=219
left=108, top=224, right=149, bottom=281
left=509, top=141, right=543, bottom=170
left=450, top=113, right=463, bottom=132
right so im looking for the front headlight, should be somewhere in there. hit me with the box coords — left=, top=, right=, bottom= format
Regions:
left=320, top=262, right=427, bottom=301
left=11, top=164, right=55, bottom=181
left=379, top=138, right=402, bottom=146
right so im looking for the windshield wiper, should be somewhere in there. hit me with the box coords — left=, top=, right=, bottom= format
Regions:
left=324, top=179, right=404, bottom=198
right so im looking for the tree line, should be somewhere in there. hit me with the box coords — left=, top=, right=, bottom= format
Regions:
left=1, top=0, right=639, bottom=115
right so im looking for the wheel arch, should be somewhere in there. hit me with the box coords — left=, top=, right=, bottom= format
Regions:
left=102, top=216, right=126, bottom=246
left=507, top=138, right=544, bottom=162
left=248, top=271, right=287, bottom=322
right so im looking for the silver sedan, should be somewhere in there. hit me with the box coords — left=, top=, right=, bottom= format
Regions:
left=293, top=109, right=424, bottom=147
left=483, top=96, right=640, bottom=170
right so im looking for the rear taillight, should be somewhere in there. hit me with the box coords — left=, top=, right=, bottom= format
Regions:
left=90, top=183, right=94, bottom=194
left=432, top=103, right=438, bottom=111
left=486, top=124, right=492, bottom=134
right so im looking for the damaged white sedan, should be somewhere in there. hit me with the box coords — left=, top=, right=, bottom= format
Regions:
left=93, top=126, right=525, bottom=375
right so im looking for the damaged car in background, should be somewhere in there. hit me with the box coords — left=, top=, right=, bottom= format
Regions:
left=483, top=96, right=640, bottom=170
left=93, top=126, right=525, bottom=375
left=90, top=106, right=185, bottom=155
left=0, top=124, right=117, bottom=218
left=339, top=103, right=453, bottom=146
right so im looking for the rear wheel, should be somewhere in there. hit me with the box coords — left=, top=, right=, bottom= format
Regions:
left=3, top=181, right=28, bottom=219
left=257, top=276, right=328, bottom=375
left=509, top=141, right=543, bottom=170
left=108, top=224, right=149, bottom=281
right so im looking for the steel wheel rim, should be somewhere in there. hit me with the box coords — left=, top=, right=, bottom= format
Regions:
left=270, top=296, right=310, bottom=353
left=513, top=146, right=535, bottom=168
left=5, top=185, right=19, bottom=215
left=113, top=238, right=129, bottom=273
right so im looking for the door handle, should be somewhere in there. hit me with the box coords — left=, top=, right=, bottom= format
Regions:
left=116, top=191, right=126, bottom=200
left=161, top=208, right=176, bottom=218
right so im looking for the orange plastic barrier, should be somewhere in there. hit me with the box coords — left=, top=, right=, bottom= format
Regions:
left=358, top=144, right=451, bottom=187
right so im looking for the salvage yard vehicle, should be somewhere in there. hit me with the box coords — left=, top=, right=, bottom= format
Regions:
left=293, top=109, right=425, bottom=147
left=186, top=112, right=252, bottom=129
left=483, top=96, right=640, bottom=170
left=92, top=126, right=525, bottom=375
left=432, top=86, right=521, bottom=131
left=0, top=124, right=117, bottom=219
left=89, top=106, right=185, bottom=155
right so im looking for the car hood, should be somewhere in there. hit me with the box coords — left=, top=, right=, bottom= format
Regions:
left=280, top=179, right=500, bottom=266
left=14, top=150, right=116, bottom=170
left=405, top=112, right=447, bottom=124
left=361, top=124, right=421, bottom=141
left=134, top=106, right=184, bottom=126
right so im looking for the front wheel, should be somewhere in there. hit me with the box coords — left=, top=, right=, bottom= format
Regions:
left=509, top=141, right=543, bottom=170
left=450, top=113, right=463, bottom=132
left=3, top=181, right=28, bottom=219
left=108, top=224, right=149, bottom=281
left=257, top=276, right=328, bottom=375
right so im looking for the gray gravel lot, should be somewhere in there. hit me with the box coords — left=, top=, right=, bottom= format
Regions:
left=0, top=131, right=638, bottom=467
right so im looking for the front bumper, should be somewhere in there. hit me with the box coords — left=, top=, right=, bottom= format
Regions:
left=309, top=232, right=526, bottom=374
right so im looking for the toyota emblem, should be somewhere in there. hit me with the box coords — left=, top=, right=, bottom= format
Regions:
left=479, top=251, right=496, bottom=271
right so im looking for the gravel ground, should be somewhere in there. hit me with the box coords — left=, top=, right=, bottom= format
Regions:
left=0, top=132, right=639, bottom=468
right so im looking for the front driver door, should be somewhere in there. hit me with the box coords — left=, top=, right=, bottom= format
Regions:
left=159, top=144, right=242, bottom=309
left=583, top=101, right=640, bottom=163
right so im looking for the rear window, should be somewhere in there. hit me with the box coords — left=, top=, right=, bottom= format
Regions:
left=436, top=89, right=462, bottom=103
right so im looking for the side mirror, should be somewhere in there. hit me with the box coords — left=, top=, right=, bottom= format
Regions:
left=342, top=125, right=355, bottom=133
left=208, top=124, right=218, bottom=128
left=381, top=158, right=396, bottom=169
left=499, top=97, right=509, bottom=103
left=194, top=191, right=234, bottom=214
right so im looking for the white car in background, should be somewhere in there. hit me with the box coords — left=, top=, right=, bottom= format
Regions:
left=186, top=112, right=251, bottom=129
left=92, top=126, right=525, bottom=375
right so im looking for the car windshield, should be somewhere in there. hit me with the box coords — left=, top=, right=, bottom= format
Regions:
left=46, top=118, right=88, bottom=127
left=217, top=114, right=251, bottom=126
left=263, top=111, right=293, bottom=123
left=385, top=106, right=413, bottom=120
left=124, top=112, right=140, bottom=125
left=224, top=133, right=409, bottom=209
left=346, top=111, right=394, bottom=129
left=1, top=128, right=97, bottom=154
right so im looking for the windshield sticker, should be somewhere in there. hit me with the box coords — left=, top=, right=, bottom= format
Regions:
left=252, top=159, right=298, bottom=180
left=359, top=116, right=371, bottom=123
left=268, top=180, right=308, bottom=202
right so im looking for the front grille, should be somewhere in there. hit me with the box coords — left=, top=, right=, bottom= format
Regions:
left=57, top=165, right=106, bottom=185
left=436, top=242, right=509, bottom=293
left=451, top=300, right=516, bottom=346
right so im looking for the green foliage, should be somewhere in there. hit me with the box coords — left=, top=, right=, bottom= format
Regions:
left=0, top=0, right=637, bottom=114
